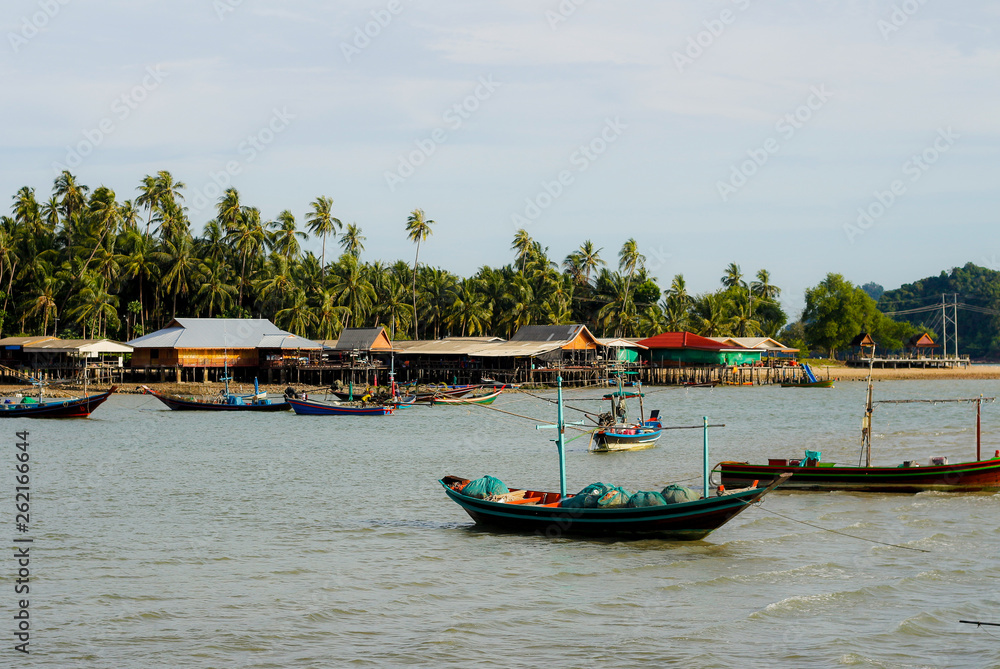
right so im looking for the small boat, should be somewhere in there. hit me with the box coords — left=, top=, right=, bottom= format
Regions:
left=780, top=379, right=834, bottom=388
left=142, top=379, right=289, bottom=412
left=715, top=456, right=1000, bottom=493
left=682, top=381, right=718, bottom=388
left=592, top=413, right=664, bottom=452
left=430, top=387, right=504, bottom=406
left=286, top=397, right=395, bottom=416
left=0, top=386, right=116, bottom=418
left=440, top=375, right=788, bottom=540
left=481, top=376, right=521, bottom=389
left=440, top=474, right=788, bottom=540
left=591, top=381, right=662, bottom=452
left=716, top=346, right=1000, bottom=493
left=411, top=384, right=477, bottom=403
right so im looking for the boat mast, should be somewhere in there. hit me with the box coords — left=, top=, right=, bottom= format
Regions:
left=860, top=341, right=875, bottom=467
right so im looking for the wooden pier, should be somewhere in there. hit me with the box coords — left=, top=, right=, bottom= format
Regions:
left=845, top=354, right=970, bottom=369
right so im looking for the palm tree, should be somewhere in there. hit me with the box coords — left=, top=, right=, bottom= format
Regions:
left=23, top=274, right=59, bottom=335
left=53, top=171, right=89, bottom=221
left=339, top=223, right=365, bottom=257
left=750, top=268, right=780, bottom=301
left=445, top=279, right=490, bottom=336
left=275, top=288, right=318, bottom=335
left=152, top=233, right=203, bottom=318
left=270, top=210, right=307, bottom=264
left=305, top=196, right=342, bottom=275
left=311, top=288, right=351, bottom=340
left=405, top=208, right=435, bottom=339
left=727, top=300, right=761, bottom=338
left=225, top=206, right=268, bottom=308
left=511, top=229, right=533, bottom=272
left=618, top=238, right=645, bottom=306
left=196, top=257, right=237, bottom=317
left=577, top=240, right=604, bottom=284
left=721, top=262, right=745, bottom=290
left=692, top=293, right=727, bottom=337
left=373, top=276, right=413, bottom=339
left=328, top=254, right=376, bottom=330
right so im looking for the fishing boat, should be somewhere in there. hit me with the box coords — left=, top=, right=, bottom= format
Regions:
left=142, top=378, right=289, bottom=412
left=780, top=363, right=834, bottom=388
left=715, top=346, right=1000, bottom=492
left=591, top=381, right=663, bottom=452
left=286, top=397, right=395, bottom=416
left=0, top=386, right=116, bottom=418
left=411, top=384, right=478, bottom=403
left=430, top=387, right=504, bottom=406
left=481, top=376, right=521, bottom=389
left=440, top=376, right=788, bottom=540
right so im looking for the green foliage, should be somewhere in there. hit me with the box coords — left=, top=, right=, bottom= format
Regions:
left=0, top=170, right=798, bottom=343
left=802, top=274, right=874, bottom=355
left=803, top=273, right=922, bottom=356
left=878, top=262, right=1000, bottom=358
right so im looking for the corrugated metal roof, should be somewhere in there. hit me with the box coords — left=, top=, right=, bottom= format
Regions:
left=392, top=338, right=562, bottom=357
left=0, top=336, right=58, bottom=348
left=509, top=324, right=585, bottom=343
left=597, top=338, right=648, bottom=350
left=127, top=318, right=319, bottom=349
left=24, top=339, right=133, bottom=354
left=258, top=334, right=323, bottom=349
left=334, top=327, right=391, bottom=351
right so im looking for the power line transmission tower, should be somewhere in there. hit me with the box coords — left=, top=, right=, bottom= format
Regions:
left=942, top=293, right=959, bottom=358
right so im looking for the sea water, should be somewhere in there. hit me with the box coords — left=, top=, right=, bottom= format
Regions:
left=6, top=380, right=1000, bottom=667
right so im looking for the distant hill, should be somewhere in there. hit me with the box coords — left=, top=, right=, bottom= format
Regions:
left=877, top=263, right=1000, bottom=359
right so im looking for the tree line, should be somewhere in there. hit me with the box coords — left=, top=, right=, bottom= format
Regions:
left=4, top=169, right=943, bottom=353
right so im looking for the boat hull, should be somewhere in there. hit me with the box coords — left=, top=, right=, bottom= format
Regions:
left=592, top=428, right=662, bottom=452
left=717, top=459, right=1000, bottom=492
left=780, top=380, right=834, bottom=388
left=430, top=388, right=503, bottom=406
left=440, top=477, right=779, bottom=540
left=412, top=386, right=476, bottom=403
left=286, top=398, right=394, bottom=416
left=0, top=387, right=116, bottom=418
left=144, top=388, right=289, bottom=411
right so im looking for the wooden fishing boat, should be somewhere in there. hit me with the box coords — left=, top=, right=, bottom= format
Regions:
left=716, top=345, right=1000, bottom=493
left=286, top=397, right=395, bottom=416
left=440, top=474, right=788, bottom=540
left=592, top=416, right=663, bottom=452
left=481, top=377, right=521, bottom=389
left=682, top=381, right=718, bottom=388
left=412, top=384, right=478, bottom=403
left=780, top=379, right=834, bottom=388
left=591, top=382, right=662, bottom=452
left=440, top=375, right=786, bottom=540
left=430, top=387, right=504, bottom=406
left=142, top=383, right=289, bottom=412
left=0, top=386, right=116, bottom=418
left=715, top=457, right=1000, bottom=493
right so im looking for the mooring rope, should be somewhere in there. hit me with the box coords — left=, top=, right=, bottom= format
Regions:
left=744, top=501, right=930, bottom=552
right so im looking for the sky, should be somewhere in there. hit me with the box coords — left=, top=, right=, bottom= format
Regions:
left=2, top=0, right=999, bottom=318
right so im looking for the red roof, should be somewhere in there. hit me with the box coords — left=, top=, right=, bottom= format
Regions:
left=635, top=332, right=729, bottom=351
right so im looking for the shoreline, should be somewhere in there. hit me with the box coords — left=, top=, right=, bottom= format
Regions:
left=2, top=365, right=999, bottom=397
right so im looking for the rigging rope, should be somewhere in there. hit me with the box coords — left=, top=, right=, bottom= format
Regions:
left=743, top=502, right=930, bottom=553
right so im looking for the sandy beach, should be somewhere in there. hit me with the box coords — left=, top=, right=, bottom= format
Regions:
left=802, top=364, right=1000, bottom=382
